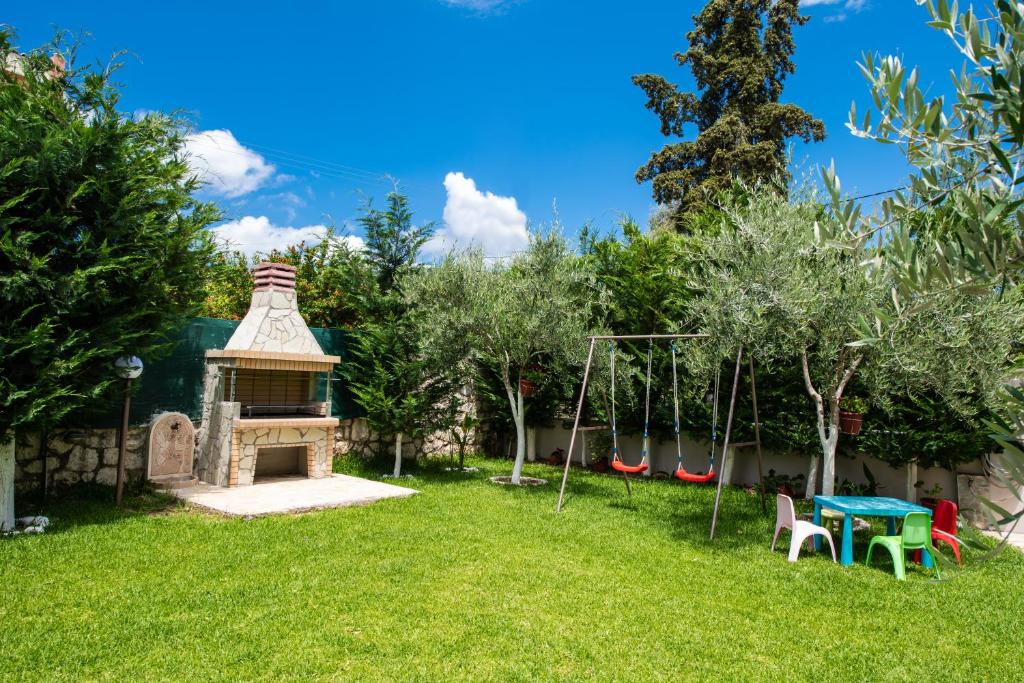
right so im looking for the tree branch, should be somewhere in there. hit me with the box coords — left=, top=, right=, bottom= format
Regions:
left=835, top=353, right=864, bottom=399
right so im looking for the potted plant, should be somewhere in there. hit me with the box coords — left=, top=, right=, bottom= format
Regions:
left=759, top=469, right=806, bottom=497
left=839, top=396, right=868, bottom=436
left=590, top=431, right=613, bottom=473
left=547, top=447, right=565, bottom=466
left=519, top=365, right=544, bottom=397
left=916, top=481, right=944, bottom=509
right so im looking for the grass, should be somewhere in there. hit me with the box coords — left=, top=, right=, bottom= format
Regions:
left=2, top=456, right=1023, bottom=682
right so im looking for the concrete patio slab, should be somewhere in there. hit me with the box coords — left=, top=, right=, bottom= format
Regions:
left=169, top=474, right=418, bottom=517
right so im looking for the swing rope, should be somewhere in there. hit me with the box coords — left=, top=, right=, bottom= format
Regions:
left=609, top=342, right=619, bottom=461
left=610, top=339, right=651, bottom=475
left=673, top=345, right=718, bottom=484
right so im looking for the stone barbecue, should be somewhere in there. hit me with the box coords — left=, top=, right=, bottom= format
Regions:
left=196, top=262, right=340, bottom=487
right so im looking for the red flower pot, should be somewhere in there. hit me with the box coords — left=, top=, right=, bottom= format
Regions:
left=839, top=410, right=863, bottom=436
left=519, top=378, right=538, bottom=397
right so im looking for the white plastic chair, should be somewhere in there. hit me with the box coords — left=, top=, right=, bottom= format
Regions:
left=771, top=494, right=837, bottom=563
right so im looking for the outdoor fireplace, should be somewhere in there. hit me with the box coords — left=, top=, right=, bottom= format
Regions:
left=195, top=262, right=340, bottom=487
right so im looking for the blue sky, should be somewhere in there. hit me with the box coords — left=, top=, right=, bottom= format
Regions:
left=6, top=0, right=962, bottom=256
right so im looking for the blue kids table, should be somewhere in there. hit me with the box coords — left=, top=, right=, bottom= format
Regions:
left=813, top=495, right=933, bottom=567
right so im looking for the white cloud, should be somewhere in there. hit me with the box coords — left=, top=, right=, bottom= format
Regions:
left=426, top=172, right=528, bottom=258
left=800, top=0, right=868, bottom=9
left=442, top=0, right=519, bottom=13
left=185, top=130, right=276, bottom=198
left=801, top=0, right=868, bottom=21
left=209, top=215, right=364, bottom=257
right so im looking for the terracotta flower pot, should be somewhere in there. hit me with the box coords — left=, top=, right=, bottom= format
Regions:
left=839, top=410, right=864, bottom=436
left=519, top=378, right=537, bottom=397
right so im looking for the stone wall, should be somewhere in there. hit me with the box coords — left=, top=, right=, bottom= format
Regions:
left=12, top=427, right=147, bottom=494
left=195, top=400, right=237, bottom=486
left=333, top=417, right=476, bottom=462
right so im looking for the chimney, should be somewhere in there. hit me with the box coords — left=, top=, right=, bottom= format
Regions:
left=223, top=262, right=324, bottom=355
left=253, top=262, right=297, bottom=291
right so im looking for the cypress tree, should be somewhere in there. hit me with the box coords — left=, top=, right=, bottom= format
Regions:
left=633, top=0, right=825, bottom=225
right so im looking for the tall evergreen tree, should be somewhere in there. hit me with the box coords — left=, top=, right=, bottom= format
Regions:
left=633, top=0, right=825, bottom=225
left=1, top=30, right=219, bottom=524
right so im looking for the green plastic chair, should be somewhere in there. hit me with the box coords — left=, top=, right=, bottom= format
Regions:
left=866, top=512, right=940, bottom=580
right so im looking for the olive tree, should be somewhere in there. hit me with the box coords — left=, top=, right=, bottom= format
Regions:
left=410, top=231, right=600, bottom=484
left=692, top=189, right=884, bottom=497
left=820, top=0, right=1024, bottom=528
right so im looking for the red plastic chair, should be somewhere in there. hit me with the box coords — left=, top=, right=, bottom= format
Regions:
left=931, top=499, right=962, bottom=564
left=914, top=499, right=962, bottom=565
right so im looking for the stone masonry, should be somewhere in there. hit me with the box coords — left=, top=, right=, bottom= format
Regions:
left=13, top=427, right=147, bottom=494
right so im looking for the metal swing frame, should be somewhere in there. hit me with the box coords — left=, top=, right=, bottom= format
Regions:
left=554, top=335, right=767, bottom=541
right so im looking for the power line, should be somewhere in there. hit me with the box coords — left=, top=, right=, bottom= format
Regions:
left=237, top=140, right=390, bottom=182
left=188, top=132, right=392, bottom=186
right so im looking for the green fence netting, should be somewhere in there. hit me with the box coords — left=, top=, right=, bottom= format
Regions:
left=75, top=318, right=361, bottom=427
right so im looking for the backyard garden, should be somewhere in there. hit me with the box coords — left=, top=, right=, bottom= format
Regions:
left=2, top=457, right=1023, bottom=682
left=4, top=0, right=1024, bottom=680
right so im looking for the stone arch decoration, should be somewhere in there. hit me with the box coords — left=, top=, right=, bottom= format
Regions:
left=146, top=412, right=195, bottom=480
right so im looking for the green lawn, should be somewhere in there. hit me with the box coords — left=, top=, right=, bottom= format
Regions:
left=2, top=456, right=1023, bottom=682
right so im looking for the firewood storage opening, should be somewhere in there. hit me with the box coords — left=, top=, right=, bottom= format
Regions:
left=254, top=445, right=309, bottom=480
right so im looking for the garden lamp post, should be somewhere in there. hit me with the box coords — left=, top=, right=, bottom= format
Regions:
left=113, top=356, right=143, bottom=506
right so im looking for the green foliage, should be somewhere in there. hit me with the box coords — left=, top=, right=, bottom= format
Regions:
left=412, top=230, right=601, bottom=397
left=633, top=0, right=825, bottom=224
left=836, top=463, right=881, bottom=497
left=582, top=217, right=696, bottom=334
left=842, top=396, right=869, bottom=414
left=201, top=232, right=374, bottom=328
left=856, top=391, right=994, bottom=470
left=821, top=0, right=1024, bottom=516
left=357, top=190, right=434, bottom=295
left=0, top=31, right=219, bottom=435
left=343, top=312, right=460, bottom=450
left=341, top=191, right=462, bottom=448
left=410, top=229, right=601, bottom=479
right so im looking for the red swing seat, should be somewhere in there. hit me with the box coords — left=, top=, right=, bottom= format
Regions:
left=612, top=456, right=649, bottom=475
left=674, top=466, right=715, bottom=483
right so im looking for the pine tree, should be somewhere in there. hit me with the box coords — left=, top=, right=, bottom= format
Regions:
left=633, top=0, right=825, bottom=225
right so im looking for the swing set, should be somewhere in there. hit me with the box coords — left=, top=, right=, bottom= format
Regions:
left=555, top=334, right=767, bottom=540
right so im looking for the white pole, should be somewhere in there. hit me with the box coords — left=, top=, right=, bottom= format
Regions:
left=906, top=461, right=918, bottom=502
left=0, top=432, right=14, bottom=532
left=527, top=427, right=537, bottom=462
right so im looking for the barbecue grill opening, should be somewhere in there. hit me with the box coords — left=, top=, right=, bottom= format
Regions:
left=223, top=368, right=331, bottom=419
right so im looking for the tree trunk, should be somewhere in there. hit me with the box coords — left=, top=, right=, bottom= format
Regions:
left=526, top=427, right=537, bottom=462
left=392, top=432, right=403, bottom=478
left=801, top=349, right=862, bottom=500
left=906, top=461, right=918, bottom=502
left=805, top=454, right=819, bottom=500
left=505, top=380, right=527, bottom=484
left=1, top=433, right=14, bottom=532
left=820, top=398, right=841, bottom=497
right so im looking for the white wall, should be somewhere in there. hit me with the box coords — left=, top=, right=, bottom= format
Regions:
left=534, top=423, right=962, bottom=504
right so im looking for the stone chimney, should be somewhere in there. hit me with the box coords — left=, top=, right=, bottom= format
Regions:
left=223, top=262, right=324, bottom=355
